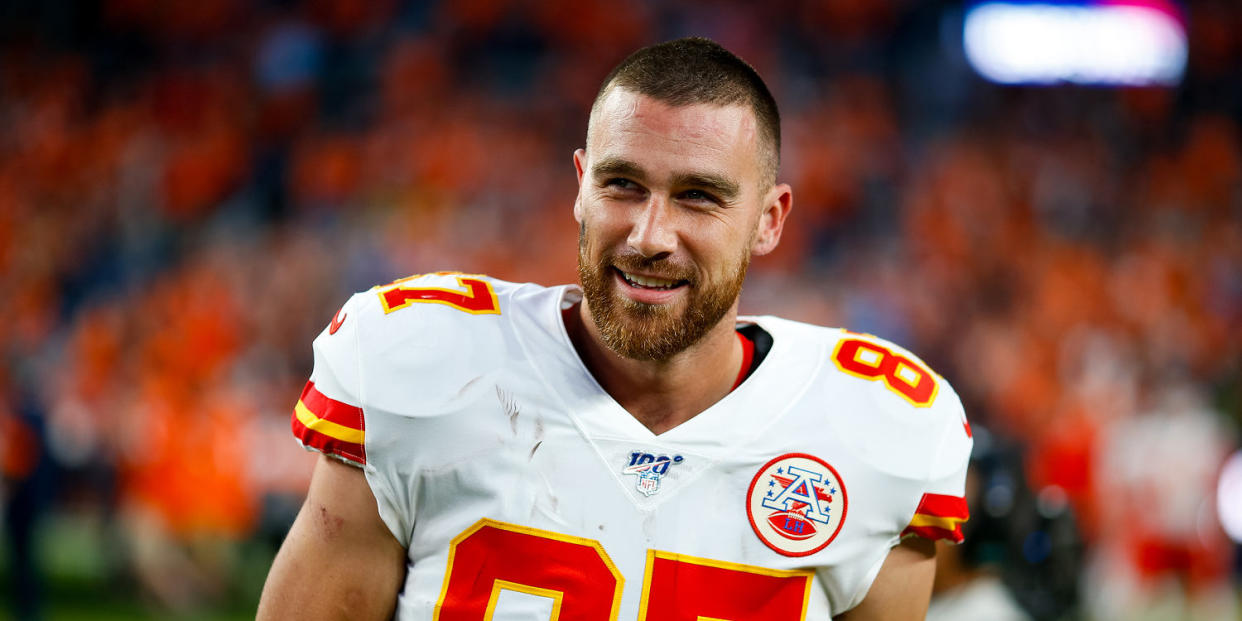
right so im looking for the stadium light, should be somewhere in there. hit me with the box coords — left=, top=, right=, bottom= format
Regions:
left=1219, top=450, right=1242, bottom=544
left=963, top=1, right=1187, bottom=86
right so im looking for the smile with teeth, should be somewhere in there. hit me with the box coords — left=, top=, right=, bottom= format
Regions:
left=618, top=269, right=685, bottom=290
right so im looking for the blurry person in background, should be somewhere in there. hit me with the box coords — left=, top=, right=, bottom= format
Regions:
left=1, top=371, right=51, bottom=621
left=927, top=426, right=1083, bottom=621
left=258, top=37, right=973, bottom=620
left=1087, top=380, right=1236, bottom=621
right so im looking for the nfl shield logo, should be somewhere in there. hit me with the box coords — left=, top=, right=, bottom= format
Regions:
left=622, top=451, right=684, bottom=497
left=636, top=470, right=661, bottom=496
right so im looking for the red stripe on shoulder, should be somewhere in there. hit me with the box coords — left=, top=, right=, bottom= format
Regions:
left=291, top=381, right=366, bottom=466
left=300, top=381, right=364, bottom=429
left=291, top=409, right=366, bottom=466
left=915, top=493, right=969, bottom=520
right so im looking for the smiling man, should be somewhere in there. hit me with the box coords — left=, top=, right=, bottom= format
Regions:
left=258, top=38, right=972, bottom=620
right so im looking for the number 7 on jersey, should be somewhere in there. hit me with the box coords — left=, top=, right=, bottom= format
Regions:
left=378, top=274, right=501, bottom=315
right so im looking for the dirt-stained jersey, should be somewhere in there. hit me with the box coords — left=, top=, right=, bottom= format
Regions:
left=292, top=273, right=972, bottom=619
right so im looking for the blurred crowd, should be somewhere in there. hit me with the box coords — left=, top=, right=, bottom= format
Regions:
left=0, top=0, right=1239, bottom=619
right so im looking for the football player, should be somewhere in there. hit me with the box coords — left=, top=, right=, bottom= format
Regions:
left=258, top=37, right=971, bottom=620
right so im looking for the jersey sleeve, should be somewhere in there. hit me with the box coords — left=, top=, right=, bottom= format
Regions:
left=901, top=386, right=972, bottom=543
left=290, top=294, right=367, bottom=467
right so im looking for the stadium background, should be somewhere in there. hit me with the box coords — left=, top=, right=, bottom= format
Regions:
left=0, top=0, right=1238, bottom=619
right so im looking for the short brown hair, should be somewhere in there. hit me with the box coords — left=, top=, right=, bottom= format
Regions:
left=590, top=37, right=781, bottom=186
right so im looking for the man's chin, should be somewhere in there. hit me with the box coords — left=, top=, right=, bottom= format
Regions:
left=596, top=300, right=689, bottom=360
left=600, top=327, right=684, bottom=362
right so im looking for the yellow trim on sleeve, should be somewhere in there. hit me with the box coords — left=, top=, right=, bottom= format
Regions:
left=295, top=400, right=364, bottom=444
left=908, top=513, right=965, bottom=531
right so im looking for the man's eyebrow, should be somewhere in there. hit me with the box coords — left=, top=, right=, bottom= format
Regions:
left=591, top=158, right=645, bottom=181
left=671, top=172, right=740, bottom=202
left=592, top=158, right=741, bottom=201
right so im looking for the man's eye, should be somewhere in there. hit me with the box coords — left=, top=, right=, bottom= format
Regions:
left=605, top=178, right=636, bottom=190
left=680, top=189, right=717, bottom=203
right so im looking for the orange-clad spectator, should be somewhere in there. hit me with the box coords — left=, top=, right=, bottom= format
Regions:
left=0, top=409, right=39, bottom=483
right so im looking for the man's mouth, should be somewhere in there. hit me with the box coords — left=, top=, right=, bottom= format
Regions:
left=615, top=268, right=687, bottom=290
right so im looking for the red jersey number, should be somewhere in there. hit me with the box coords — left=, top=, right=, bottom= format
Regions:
left=831, top=337, right=938, bottom=407
left=435, top=519, right=812, bottom=621
left=377, top=274, right=500, bottom=315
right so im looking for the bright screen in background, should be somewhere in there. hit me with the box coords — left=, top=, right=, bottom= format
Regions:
left=963, top=0, right=1188, bottom=86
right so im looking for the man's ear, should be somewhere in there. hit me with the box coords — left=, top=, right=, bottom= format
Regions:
left=751, top=183, right=792, bottom=256
left=573, top=148, right=587, bottom=222
left=574, top=148, right=587, bottom=185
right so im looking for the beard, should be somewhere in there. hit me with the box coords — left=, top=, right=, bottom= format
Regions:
left=577, top=232, right=749, bottom=362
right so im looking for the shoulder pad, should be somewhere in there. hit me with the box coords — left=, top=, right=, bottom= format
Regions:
left=820, top=330, right=973, bottom=544
left=820, top=329, right=973, bottom=542
left=355, top=272, right=524, bottom=418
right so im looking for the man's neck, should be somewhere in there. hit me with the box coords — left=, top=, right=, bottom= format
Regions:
left=566, top=300, right=743, bottom=435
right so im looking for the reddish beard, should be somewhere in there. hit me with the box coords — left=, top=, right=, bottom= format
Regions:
left=577, top=236, right=749, bottom=362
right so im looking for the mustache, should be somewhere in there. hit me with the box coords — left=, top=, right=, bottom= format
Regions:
left=605, top=253, right=697, bottom=284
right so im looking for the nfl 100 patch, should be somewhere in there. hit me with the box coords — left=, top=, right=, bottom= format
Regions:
left=746, top=453, right=848, bottom=557
left=622, top=451, right=684, bottom=497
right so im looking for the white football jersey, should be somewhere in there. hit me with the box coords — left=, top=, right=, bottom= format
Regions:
left=292, top=273, right=972, bottom=619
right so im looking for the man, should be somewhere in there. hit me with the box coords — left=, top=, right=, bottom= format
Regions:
left=258, top=37, right=971, bottom=620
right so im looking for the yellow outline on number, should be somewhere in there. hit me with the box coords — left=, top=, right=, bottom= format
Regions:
left=376, top=273, right=501, bottom=315
left=830, top=337, right=940, bottom=408
left=637, top=549, right=814, bottom=621
left=433, top=518, right=623, bottom=621
left=485, top=580, right=564, bottom=621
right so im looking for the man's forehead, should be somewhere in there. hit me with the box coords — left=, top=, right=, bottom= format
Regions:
left=588, top=87, right=759, bottom=151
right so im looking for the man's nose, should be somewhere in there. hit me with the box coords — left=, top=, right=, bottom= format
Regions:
left=627, top=195, right=677, bottom=259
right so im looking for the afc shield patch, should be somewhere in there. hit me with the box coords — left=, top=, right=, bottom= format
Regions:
left=746, top=453, right=848, bottom=557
